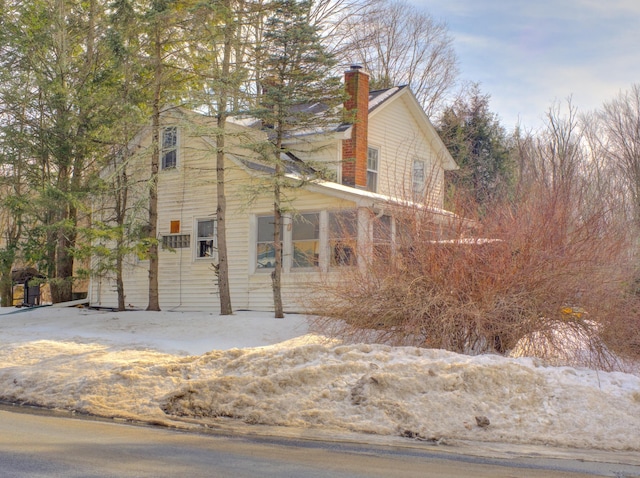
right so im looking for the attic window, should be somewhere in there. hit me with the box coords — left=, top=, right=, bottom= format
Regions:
left=161, top=126, right=178, bottom=170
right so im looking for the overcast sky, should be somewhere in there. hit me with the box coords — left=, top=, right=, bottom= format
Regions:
left=411, top=0, right=640, bottom=131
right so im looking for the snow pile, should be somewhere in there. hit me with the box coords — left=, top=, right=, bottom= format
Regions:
left=0, top=307, right=639, bottom=451
left=162, top=343, right=640, bottom=450
left=0, top=340, right=184, bottom=421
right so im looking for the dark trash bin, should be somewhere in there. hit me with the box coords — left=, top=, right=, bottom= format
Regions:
left=24, top=284, right=41, bottom=306
left=11, top=268, right=45, bottom=307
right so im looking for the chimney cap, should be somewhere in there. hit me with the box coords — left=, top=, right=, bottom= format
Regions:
left=345, top=64, right=368, bottom=75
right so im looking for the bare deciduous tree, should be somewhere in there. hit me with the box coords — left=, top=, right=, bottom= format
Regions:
left=597, top=84, right=640, bottom=227
left=334, top=0, right=458, bottom=116
left=515, top=99, right=585, bottom=201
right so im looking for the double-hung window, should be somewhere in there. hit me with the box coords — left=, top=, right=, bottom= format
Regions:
left=292, top=213, right=320, bottom=268
left=196, top=219, right=216, bottom=259
left=256, top=215, right=283, bottom=269
left=329, top=210, right=358, bottom=266
left=366, top=147, right=379, bottom=193
left=412, top=159, right=425, bottom=197
left=373, top=215, right=392, bottom=262
left=161, top=126, right=178, bottom=170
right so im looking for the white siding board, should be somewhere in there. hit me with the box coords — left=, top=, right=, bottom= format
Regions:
left=368, top=95, right=445, bottom=207
left=90, top=101, right=451, bottom=312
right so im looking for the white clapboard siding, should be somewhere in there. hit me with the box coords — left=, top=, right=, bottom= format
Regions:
left=90, top=96, right=452, bottom=312
left=368, top=94, right=445, bottom=207
left=242, top=184, right=356, bottom=312
left=90, top=117, right=356, bottom=312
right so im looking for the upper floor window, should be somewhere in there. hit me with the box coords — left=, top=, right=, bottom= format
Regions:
left=292, top=213, right=320, bottom=268
left=196, top=219, right=216, bottom=258
left=366, top=147, right=379, bottom=192
left=412, top=159, right=425, bottom=197
left=161, top=126, right=178, bottom=170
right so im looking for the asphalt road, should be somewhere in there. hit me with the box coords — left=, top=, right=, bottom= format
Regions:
left=0, top=406, right=638, bottom=477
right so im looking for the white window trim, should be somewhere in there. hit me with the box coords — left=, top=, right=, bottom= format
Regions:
left=249, top=214, right=258, bottom=272
left=413, top=158, right=426, bottom=196
left=161, top=126, right=179, bottom=170
left=366, top=146, right=380, bottom=193
left=319, top=210, right=329, bottom=271
left=291, top=212, right=321, bottom=270
left=194, top=217, right=217, bottom=261
left=249, top=209, right=407, bottom=276
left=252, top=212, right=326, bottom=274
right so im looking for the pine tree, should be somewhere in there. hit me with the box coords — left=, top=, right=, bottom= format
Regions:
left=437, top=85, right=514, bottom=210
left=82, top=0, right=155, bottom=311
left=0, top=0, right=120, bottom=303
left=139, top=0, right=193, bottom=311
left=253, top=0, right=343, bottom=317
left=187, top=0, right=256, bottom=315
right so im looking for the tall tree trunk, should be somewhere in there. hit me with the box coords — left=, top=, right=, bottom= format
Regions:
left=272, top=138, right=284, bottom=318
left=50, top=0, right=74, bottom=303
left=216, top=119, right=233, bottom=315
left=0, top=251, right=15, bottom=307
left=147, top=27, right=162, bottom=311
left=54, top=204, right=76, bottom=303
left=114, top=158, right=128, bottom=311
left=116, top=242, right=125, bottom=311
left=215, top=0, right=234, bottom=316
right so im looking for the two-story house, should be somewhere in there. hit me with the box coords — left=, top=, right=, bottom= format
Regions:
left=89, top=66, right=458, bottom=312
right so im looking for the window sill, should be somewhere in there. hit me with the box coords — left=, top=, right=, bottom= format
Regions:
left=291, top=267, right=320, bottom=273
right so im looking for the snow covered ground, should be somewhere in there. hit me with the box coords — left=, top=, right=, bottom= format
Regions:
left=0, top=306, right=639, bottom=453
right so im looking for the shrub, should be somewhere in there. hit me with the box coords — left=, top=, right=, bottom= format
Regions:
left=311, top=185, right=640, bottom=370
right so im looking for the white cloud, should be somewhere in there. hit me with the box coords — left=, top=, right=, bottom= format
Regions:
left=410, top=0, right=640, bottom=129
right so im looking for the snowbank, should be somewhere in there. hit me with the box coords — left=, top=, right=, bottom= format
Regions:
left=0, top=307, right=639, bottom=451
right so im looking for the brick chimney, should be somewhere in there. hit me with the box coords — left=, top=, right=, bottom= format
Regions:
left=342, top=65, right=369, bottom=188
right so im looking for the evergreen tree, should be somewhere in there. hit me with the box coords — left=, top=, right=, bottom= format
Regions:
left=0, top=0, right=120, bottom=303
left=253, top=0, right=343, bottom=317
left=187, top=0, right=256, bottom=315
left=437, top=85, right=514, bottom=210
left=0, top=9, right=31, bottom=306
left=82, top=0, right=155, bottom=311
left=138, top=0, right=193, bottom=311
left=0, top=129, right=28, bottom=307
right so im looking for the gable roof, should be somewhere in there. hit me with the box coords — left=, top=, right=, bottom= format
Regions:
left=229, top=86, right=408, bottom=138
left=265, top=85, right=458, bottom=171
left=339, top=86, right=457, bottom=171
left=332, top=86, right=407, bottom=132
